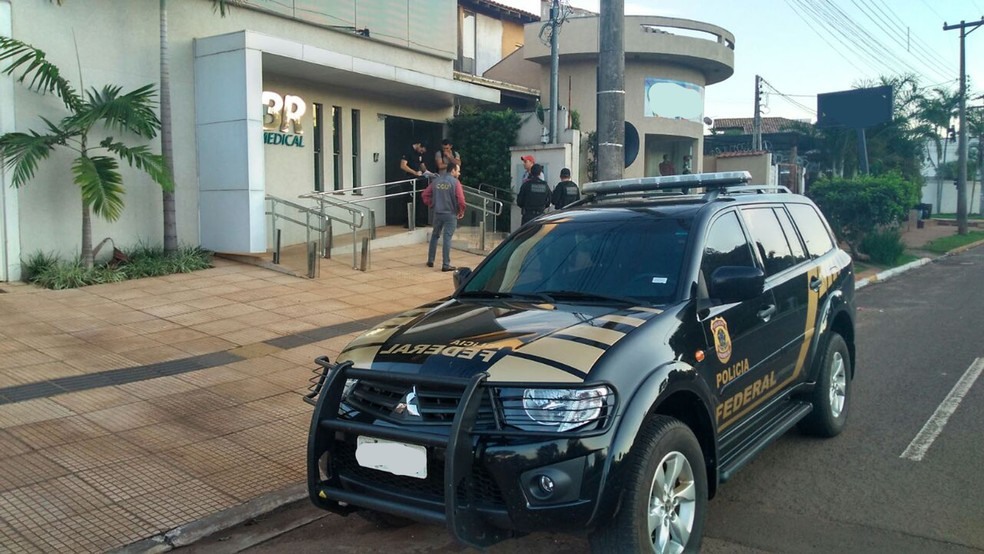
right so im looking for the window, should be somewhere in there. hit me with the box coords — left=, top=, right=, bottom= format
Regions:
left=351, top=109, right=361, bottom=192
left=700, top=212, right=755, bottom=281
left=313, top=103, right=324, bottom=192
left=457, top=10, right=476, bottom=74
left=463, top=217, right=692, bottom=305
left=741, top=208, right=796, bottom=276
left=787, top=204, right=835, bottom=258
left=332, top=105, right=342, bottom=191
left=775, top=208, right=809, bottom=265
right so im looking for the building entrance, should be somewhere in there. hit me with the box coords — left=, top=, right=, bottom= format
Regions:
left=383, top=116, right=442, bottom=226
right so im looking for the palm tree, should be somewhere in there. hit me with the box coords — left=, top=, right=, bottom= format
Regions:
left=159, top=0, right=244, bottom=254
left=0, top=37, right=171, bottom=269
left=50, top=0, right=243, bottom=255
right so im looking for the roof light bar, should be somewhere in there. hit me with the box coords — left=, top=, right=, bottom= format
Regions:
left=583, top=171, right=752, bottom=195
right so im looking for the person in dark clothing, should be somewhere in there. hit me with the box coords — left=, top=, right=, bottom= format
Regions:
left=422, top=163, right=467, bottom=271
left=399, top=140, right=429, bottom=227
left=552, top=167, right=580, bottom=209
left=659, top=154, right=676, bottom=176
left=517, top=163, right=550, bottom=225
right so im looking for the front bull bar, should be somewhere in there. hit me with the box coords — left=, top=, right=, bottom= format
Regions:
left=305, top=357, right=511, bottom=548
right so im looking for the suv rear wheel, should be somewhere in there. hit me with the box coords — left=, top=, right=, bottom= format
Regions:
left=590, top=415, right=707, bottom=554
left=799, top=332, right=851, bottom=437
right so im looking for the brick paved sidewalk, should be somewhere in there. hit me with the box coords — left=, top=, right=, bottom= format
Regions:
left=0, top=243, right=485, bottom=553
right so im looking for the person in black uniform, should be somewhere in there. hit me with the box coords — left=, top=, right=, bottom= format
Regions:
left=517, top=163, right=551, bottom=225
left=399, top=140, right=429, bottom=227
left=551, top=167, right=580, bottom=209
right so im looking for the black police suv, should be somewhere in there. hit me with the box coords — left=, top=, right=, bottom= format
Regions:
left=305, top=171, right=856, bottom=553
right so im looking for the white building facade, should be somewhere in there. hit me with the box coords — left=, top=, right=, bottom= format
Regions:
left=0, top=0, right=502, bottom=281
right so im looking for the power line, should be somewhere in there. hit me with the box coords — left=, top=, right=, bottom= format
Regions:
left=850, top=0, right=954, bottom=82
left=818, top=0, right=936, bottom=80
left=761, top=78, right=818, bottom=115
left=797, top=0, right=906, bottom=76
left=918, top=0, right=946, bottom=22
left=870, top=0, right=952, bottom=69
left=785, top=0, right=881, bottom=76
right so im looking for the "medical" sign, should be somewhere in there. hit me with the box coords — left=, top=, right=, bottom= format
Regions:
left=262, top=91, right=306, bottom=147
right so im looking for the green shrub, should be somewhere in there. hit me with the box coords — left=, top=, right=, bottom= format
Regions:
left=860, top=229, right=905, bottom=265
left=22, top=244, right=213, bottom=289
left=808, top=172, right=920, bottom=258
left=21, top=251, right=59, bottom=282
left=448, top=109, right=521, bottom=230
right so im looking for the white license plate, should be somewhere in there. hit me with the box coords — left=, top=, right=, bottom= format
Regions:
left=355, top=436, right=427, bottom=479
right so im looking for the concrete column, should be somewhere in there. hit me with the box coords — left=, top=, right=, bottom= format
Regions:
left=194, top=34, right=266, bottom=253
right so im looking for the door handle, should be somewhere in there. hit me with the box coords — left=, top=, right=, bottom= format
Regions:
left=757, top=304, right=776, bottom=320
left=809, top=276, right=822, bottom=292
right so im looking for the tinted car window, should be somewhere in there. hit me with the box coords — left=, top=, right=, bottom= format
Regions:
left=462, top=216, right=692, bottom=304
left=775, top=208, right=809, bottom=265
left=700, top=211, right=755, bottom=279
left=741, top=207, right=796, bottom=276
left=787, top=203, right=834, bottom=258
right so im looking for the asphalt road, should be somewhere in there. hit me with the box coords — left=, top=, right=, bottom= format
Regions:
left=180, top=245, right=984, bottom=554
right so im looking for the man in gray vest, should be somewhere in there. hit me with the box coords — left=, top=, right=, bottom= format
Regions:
left=517, top=163, right=550, bottom=225
left=422, top=163, right=466, bottom=271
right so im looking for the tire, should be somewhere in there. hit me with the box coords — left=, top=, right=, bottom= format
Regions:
left=590, top=415, right=707, bottom=554
left=799, top=332, right=851, bottom=437
left=356, top=509, right=414, bottom=529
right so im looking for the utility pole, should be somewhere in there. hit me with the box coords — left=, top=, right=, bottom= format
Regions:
left=548, top=0, right=560, bottom=143
left=597, top=0, right=624, bottom=180
left=752, top=75, right=762, bottom=150
left=944, top=17, right=984, bottom=235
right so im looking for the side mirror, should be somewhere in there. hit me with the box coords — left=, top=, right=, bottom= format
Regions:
left=453, top=267, right=472, bottom=289
left=709, top=266, right=765, bottom=304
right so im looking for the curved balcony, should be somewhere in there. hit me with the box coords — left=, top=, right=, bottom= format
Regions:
left=523, top=15, right=735, bottom=85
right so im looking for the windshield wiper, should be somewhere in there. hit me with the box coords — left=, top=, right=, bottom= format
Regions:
left=458, top=290, right=553, bottom=303
left=537, top=290, right=644, bottom=306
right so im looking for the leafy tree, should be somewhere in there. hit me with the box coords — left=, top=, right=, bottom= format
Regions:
left=808, top=173, right=920, bottom=259
left=0, top=37, right=170, bottom=269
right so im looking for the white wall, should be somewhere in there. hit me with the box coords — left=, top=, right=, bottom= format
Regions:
left=0, top=0, right=16, bottom=281
left=921, top=180, right=983, bottom=215
left=476, top=13, right=504, bottom=76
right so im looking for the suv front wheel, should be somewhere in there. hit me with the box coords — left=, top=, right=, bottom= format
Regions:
left=590, top=415, right=707, bottom=554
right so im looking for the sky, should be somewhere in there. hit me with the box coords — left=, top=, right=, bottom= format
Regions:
left=499, top=0, right=984, bottom=124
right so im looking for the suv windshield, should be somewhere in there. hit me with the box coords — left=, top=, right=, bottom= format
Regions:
left=461, top=215, right=692, bottom=305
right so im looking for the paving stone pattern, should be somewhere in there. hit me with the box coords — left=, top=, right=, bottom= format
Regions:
left=0, top=243, right=484, bottom=553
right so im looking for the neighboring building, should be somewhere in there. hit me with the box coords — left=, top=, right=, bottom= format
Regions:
left=920, top=137, right=982, bottom=215
left=1, top=0, right=517, bottom=281
left=486, top=10, right=735, bottom=179
left=705, top=116, right=812, bottom=192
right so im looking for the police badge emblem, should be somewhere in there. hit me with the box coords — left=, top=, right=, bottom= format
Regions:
left=710, top=317, right=732, bottom=364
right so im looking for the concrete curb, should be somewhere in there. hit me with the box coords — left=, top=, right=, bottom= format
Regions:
left=946, top=237, right=984, bottom=255
left=855, top=257, right=932, bottom=290
left=111, top=483, right=308, bottom=553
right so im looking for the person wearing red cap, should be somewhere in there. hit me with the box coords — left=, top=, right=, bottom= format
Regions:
left=521, top=154, right=535, bottom=183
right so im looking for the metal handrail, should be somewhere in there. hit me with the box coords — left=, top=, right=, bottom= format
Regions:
left=293, top=192, right=372, bottom=270
left=461, top=185, right=505, bottom=216
left=266, top=195, right=329, bottom=277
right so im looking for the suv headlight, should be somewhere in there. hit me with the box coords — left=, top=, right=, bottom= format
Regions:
left=497, top=386, right=614, bottom=432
